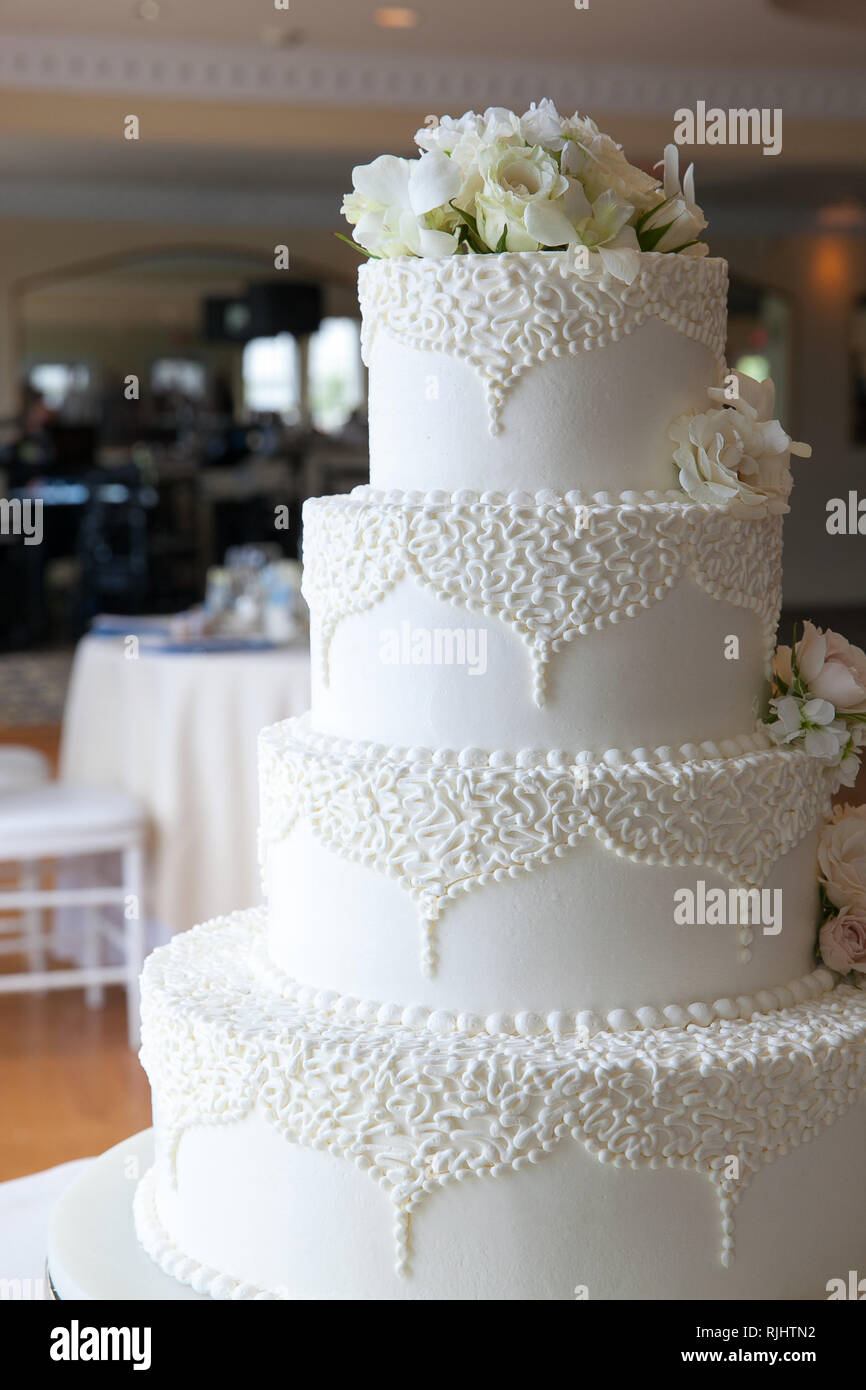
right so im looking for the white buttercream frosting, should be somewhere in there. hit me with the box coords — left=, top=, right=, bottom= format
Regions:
left=137, top=911, right=866, bottom=1292
left=303, top=488, right=782, bottom=705
left=259, top=716, right=836, bottom=975
left=359, top=251, right=727, bottom=435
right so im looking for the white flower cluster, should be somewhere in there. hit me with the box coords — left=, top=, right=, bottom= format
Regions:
left=766, top=621, right=866, bottom=783
left=341, top=101, right=708, bottom=278
left=669, top=372, right=812, bottom=518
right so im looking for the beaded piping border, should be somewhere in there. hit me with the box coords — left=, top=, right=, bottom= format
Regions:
left=133, top=1166, right=281, bottom=1301
left=259, top=717, right=837, bottom=973
left=245, top=907, right=838, bottom=1041
left=358, top=251, right=728, bottom=433
left=302, top=489, right=783, bottom=706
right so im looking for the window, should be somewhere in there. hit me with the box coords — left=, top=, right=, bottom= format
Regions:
left=151, top=358, right=207, bottom=399
left=28, top=363, right=91, bottom=411
left=242, top=334, right=300, bottom=419
left=308, top=318, right=365, bottom=432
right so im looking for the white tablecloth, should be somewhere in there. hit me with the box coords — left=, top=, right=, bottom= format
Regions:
left=0, top=1157, right=91, bottom=1291
left=60, top=634, right=310, bottom=934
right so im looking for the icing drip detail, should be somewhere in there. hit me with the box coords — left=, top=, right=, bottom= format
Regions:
left=138, top=911, right=866, bottom=1289
left=358, top=252, right=728, bottom=434
left=259, top=717, right=836, bottom=973
left=302, top=490, right=783, bottom=705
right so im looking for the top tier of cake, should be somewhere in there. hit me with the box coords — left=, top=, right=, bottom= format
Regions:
left=361, top=249, right=727, bottom=495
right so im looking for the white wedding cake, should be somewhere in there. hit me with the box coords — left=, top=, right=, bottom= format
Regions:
left=134, top=105, right=866, bottom=1300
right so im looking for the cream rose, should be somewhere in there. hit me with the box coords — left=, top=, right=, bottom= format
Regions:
left=818, top=805, right=866, bottom=913
left=775, top=621, right=866, bottom=713
left=818, top=910, right=866, bottom=974
left=474, top=141, right=574, bottom=252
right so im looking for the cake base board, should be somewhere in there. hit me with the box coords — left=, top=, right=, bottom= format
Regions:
left=47, top=1129, right=209, bottom=1301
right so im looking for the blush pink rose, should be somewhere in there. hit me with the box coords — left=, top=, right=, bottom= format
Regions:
left=819, top=910, right=866, bottom=975
left=818, top=805, right=866, bottom=912
left=775, top=621, right=866, bottom=711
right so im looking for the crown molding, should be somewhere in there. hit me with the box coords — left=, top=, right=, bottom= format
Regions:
left=0, top=178, right=336, bottom=226
left=0, top=32, right=865, bottom=120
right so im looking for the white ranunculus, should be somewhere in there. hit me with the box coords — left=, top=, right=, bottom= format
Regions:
left=639, top=144, right=708, bottom=254
left=475, top=141, right=573, bottom=251
left=341, top=153, right=460, bottom=258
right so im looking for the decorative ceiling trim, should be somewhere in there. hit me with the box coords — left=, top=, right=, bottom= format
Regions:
left=0, top=178, right=336, bottom=226
left=0, top=32, right=865, bottom=120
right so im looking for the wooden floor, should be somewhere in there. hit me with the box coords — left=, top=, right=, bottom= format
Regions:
left=0, top=720, right=864, bottom=1184
left=0, top=985, right=151, bottom=1181
left=0, top=723, right=150, bottom=1181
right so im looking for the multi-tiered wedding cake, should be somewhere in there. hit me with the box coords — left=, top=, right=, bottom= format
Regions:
left=134, top=105, right=866, bottom=1300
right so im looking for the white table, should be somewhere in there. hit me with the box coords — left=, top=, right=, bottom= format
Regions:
left=60, top=634, right=310, bottom=935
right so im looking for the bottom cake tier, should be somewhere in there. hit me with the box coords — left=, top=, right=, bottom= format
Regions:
left=135, top=910, right=866, bottom=1301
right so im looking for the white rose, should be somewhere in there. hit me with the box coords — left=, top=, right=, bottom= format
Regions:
left=474, top=141, right=574, bottom=252
left=341, top=152, right=461, bottom=258
left=818, top=805, right=866, bottom=913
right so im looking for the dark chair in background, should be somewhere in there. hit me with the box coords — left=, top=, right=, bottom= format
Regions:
left=76, top=468, right=151, bottom=625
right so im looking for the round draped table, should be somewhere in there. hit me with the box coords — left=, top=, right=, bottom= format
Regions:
left=60, top=634, right=310, bottom=936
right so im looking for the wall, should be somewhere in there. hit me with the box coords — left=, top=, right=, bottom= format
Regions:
left=721, top=232, right=866, bottom=609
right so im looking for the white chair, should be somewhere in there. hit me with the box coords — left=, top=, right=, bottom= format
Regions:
left=0, top=745, right=51, bottom=792
left=0, top=784, right=147, bottom=1047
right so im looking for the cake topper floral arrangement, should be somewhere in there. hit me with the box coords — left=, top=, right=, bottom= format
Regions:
left=340, top=100, right=707, bottom=281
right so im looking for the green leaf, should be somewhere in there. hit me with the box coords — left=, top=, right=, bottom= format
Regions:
left=638, top=218, right=676, bottom=252
left=334, top=232, right=379, bottom=258
left=633, top=199, right=667, bottom=234
left=449, top=201, right=488, bottom=253
left=450, top=200, right=480, bottom=235
left=495, top=226, right=509, bottom=253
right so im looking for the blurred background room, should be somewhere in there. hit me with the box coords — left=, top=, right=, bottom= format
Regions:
left=0, top=0, right=864, bottom=1197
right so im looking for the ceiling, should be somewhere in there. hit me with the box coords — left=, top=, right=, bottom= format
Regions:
left=1, top=0, right=865, bottom=69
left=0, top=2, right=864, bottom=237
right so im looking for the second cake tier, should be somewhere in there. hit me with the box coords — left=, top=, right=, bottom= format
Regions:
left=303, top=489, right=782, bottom=750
